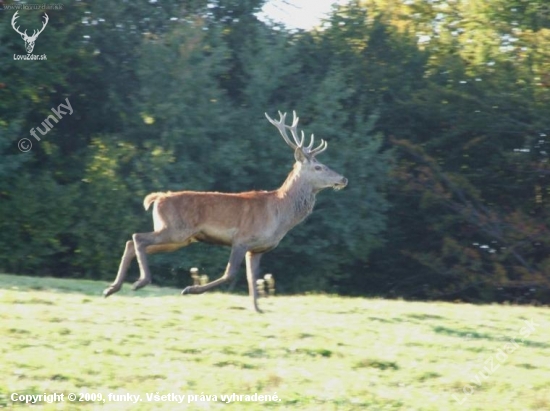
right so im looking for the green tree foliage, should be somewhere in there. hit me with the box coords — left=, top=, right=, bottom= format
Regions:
left=359, top=0, right=550, bottom=301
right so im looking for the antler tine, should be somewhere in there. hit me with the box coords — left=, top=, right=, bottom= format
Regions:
left=265, top=111, right=299, bottom=150
left=306, top=134, right=315, bottom=151
left=303, top=131, right=327, bottom=158
left=285, top=110, right=304, bottom=148
left=309, top=139, right=328, bottom=157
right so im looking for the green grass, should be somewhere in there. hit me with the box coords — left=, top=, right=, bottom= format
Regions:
left=0, top=273, right=549, bottom=410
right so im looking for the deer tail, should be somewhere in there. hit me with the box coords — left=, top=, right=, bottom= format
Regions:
left=143, top=192, right=163, bottom=211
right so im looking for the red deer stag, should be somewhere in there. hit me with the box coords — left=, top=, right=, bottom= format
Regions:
left=103, top=111, right=348, bottom=312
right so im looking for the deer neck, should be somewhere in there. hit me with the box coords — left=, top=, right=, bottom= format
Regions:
left=276, top=164, right=316, bottom=226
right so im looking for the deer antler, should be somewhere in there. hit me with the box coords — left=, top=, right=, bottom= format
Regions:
left=11, top=11, right=27, bottom=38
left=265, top=110, right=328, bottom=158
left=265, top=111, right=300, bottom=150
left=285, top=111, right=306, bottom=148
left=11, top=12, right=49, bottom=40
left=36, top=13, right=49, bottom=38
left=31, top=13, right=49, bottom=40
left=307, top=133, right=327, bottom=157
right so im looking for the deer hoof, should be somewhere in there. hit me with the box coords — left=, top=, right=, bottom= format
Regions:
left=103, top=285, right=120, bottom=298
left=132, top=279, right=150, bottom=291
left=181, top=286, right=194, bottom=295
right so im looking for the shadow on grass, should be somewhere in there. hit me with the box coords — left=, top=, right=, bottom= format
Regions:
left=432, top=325, right=550, bottom=349
left=406, top=313, right=445, bottom=321
left=432, top=326, right=494, bottom=340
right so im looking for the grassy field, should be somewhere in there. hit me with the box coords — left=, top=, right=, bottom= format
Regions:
left=0, top=273, right=549, bottom=410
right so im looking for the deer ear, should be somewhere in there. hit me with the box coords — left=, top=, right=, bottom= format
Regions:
left=294, top=147, right=308, bottom=163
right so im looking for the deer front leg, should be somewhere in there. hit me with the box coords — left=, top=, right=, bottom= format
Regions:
left=181, top=245, right=247, bottom=296
left=103, top=240, right=136, bottom=297
left=245, top=252, right=263, bottom=313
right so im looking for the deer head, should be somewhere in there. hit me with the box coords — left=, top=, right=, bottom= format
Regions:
left=12, top=12, right=49, bottom=54
left=265, top=111, right=348, bottom=192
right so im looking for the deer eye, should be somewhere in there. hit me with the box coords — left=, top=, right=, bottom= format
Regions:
left=314, top=165, right=322, bottom=171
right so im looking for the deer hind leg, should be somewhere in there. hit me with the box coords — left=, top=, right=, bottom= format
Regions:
left=104, top=229, right=195, bottom=297
left=130, top=231, right=169, bottom=291
left=103, top=240, right=136, bottom=297
left=181, top=245, right=247, bottom=296
left=245, top=252, right=263, bottom=313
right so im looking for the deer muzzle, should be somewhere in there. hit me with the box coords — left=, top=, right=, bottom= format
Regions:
left=333, top=177, right=348, bottom=191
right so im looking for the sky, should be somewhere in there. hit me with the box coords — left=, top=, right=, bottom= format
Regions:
left=257, top=0, right=346, bottom=30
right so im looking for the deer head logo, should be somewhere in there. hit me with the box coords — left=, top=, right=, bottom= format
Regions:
left=11, top=11, right=49, bottom=54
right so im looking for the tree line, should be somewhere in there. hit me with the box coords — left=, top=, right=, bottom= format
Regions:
left=1, top=0, right=548, bottom=303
